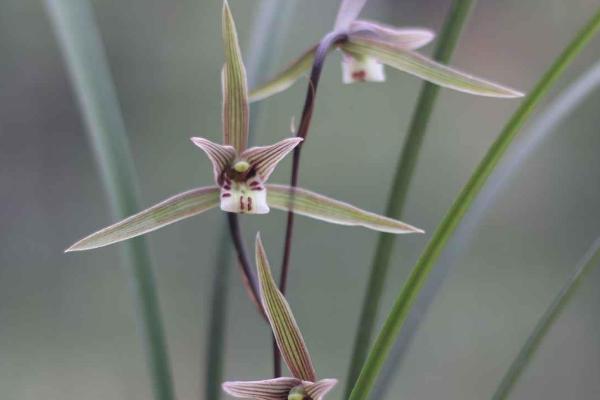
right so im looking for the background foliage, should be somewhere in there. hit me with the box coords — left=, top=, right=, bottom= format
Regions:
left=1, top=0, right=599, bottom=399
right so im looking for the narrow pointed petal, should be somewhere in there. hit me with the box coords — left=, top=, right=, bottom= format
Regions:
left=190, top=137, right=236, bottom=183
left=334, top=0, right=368, bottom=30
left=249, top=45, right=317, bottom=103
left=255, top=235, right=317, bottom=382
left=342, top=37, right=524, bottom=98
left=302, top=379, right=338, bottom=400
left=266, top=184, right=424, bottom=234
left=241, top=137, right=303, bottom=181
left=349, top=20, right=435, bottom=50
left=222, top=378, right=301, bottom=400
left=66, top=187, right=220, bottom=252
left=222, top=0, right=250, bottom=151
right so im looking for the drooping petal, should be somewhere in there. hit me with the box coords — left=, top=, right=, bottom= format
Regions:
left=66, top=187, right=221, bottom=252
left=255, top=235, right=317, bottom=382
left=190, top=137, right=236, bottom=183
left=349, top=20, right=435, bottom=50
left=302, top=379, right=338, bottom=400
left=249, top=45, right=317, bottom=103
left=266, top=184, right=424, bottom=234
left=341, top=37, right=524, bottom=98
left=341, top=53, right=385, bottom=83
left=222, top=0, right=250, bottom=151
left=334, top=0, right=368, bottom=31
left=240, top=137, right=303, bottom=181
left=222, top=377, right=301, bottom=400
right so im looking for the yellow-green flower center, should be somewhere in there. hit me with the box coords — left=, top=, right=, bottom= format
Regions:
left=233, top=160, right=250, bottom=173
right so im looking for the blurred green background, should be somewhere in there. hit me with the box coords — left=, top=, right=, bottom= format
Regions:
left=1, top=0, right=600, bottom=399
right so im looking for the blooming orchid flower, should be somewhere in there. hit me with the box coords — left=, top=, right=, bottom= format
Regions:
left=249, top=0, right=524, bottom=102
left=222, top=235, right=338, bottom=400
left=65, top=1, right=423, bottom=253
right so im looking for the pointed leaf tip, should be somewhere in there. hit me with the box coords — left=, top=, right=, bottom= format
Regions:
left=66, top=187, right=221, bottom=251
left=266, top=185, right=424, bottom=234
left=255, top=234, right=317, bottom=382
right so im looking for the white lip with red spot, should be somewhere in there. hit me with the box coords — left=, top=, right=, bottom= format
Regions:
left=341, top=53, right=385, bottom=84
left=220, top=177, right=269, bottom=214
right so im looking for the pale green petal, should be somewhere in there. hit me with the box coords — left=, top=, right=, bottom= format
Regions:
left=249, top=45, right=317, bottom=103
left=266, top=185, right=424, bottom=234
left=255, top=235, right=317, bottom=382
left=222, top=0, right=249, bottom=151
left=342, top=37, right=524, bottom=98
left=66, top=187, right=220, bottom=252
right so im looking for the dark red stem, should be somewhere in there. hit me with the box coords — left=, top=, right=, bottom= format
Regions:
left=273, top=30, right=348, bottom=378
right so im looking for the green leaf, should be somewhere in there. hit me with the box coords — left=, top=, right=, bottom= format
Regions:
left=492, top=238, right=600, bottom=400
left=222, top=0, right=249, bottom=151
left=342, top=37, right=524, bottom=98
left=255, top=234, right=317, bottom=382
left=248, top=45, right=317, bottom=103
left=66, top=187, right=220, bottom=252
left=344, top=1, right=478, bottom=396
left=266, top=185, right=424, bottom=234
left=347, top=8, right=600, bottom=400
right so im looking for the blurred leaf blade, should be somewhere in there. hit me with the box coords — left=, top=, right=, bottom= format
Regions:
left=348, top=7, right=600, bottom=400
left=492, top=238, right=600, bottom=400
left=345, top=1, right=478, bottom=396
left=44, top=1, right=176, bottom=399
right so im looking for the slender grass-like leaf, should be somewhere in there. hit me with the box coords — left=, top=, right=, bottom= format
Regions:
left=66, top=187, right=220, bottom=251
left=205, top=230, right=233, bottom=400
left=348, top=8, right=600, bottom=400
left=344, top=1, right=478, bottom=396
left=44, top=1, right=175, bottom=399
left=492, top=237, right=600, bottom=400
left=266, top=185, right=424, bottom=234
left=368, top=58, right=600, bottom=400
left=342, top=37, right=523, bottom=97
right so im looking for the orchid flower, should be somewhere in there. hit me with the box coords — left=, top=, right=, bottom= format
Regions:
left=249, top=0, right=524, bottom=102
left=65, top=1, right=423, bottom=253
left=222, top=235, right=338, bottom=400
